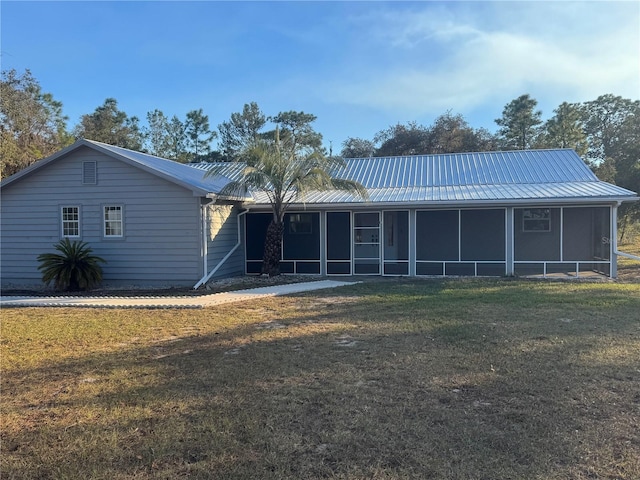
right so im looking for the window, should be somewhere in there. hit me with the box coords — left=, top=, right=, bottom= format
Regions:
left=104, top=205, right=123, bottom=237
left=288, top=213, right=313, bottom=234
left=523, top=208, right=551, bottom=232
left=61, top=206, right=80, bottom=237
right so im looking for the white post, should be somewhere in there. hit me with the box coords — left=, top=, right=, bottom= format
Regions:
left=611, top=203, right=618, bottom=278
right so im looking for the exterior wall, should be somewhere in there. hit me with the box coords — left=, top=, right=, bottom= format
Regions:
left=205, top=204, right=244, bottom=280
left=1, top=147, right=203, bottom=288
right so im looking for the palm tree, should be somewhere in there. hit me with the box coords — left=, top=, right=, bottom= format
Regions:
left=37, top=238, right=106, bottom=291
left=207, top=127, right=368, bottom=276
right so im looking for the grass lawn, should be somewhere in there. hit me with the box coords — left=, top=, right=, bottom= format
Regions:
left=2, top=278, right=639, bottom=479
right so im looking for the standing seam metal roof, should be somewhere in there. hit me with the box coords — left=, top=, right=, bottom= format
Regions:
left=202, top=149, right=635, bottom=205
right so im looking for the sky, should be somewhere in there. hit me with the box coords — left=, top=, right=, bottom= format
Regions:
left=2, top=1, right=639, bottom=152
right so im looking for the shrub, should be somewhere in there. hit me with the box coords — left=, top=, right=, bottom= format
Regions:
left=37, top=239, right=106, bottom=291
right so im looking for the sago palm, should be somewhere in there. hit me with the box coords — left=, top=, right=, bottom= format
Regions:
left=37, top=239, right=106, bottom=291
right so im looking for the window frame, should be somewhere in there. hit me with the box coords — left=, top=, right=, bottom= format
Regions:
left=103, top=205, right=124, bottom=238
left=287, top=213, right=313, bottom=235
left=61, top=205, right=81, bottom=238
left=522, top=208, right=551, bottom=233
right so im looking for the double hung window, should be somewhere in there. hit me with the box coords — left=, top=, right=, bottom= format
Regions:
left=61, top=206, right=80, bottom=237
left=104, top=205, right=123, bottom=237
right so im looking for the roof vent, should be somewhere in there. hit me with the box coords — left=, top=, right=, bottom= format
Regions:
left=82, top=161, right=97, bottom=185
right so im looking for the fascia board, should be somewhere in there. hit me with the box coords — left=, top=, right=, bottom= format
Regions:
left=242, top=196, right=638, bottom=211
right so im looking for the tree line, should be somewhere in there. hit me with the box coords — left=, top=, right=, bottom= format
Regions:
left=2, top=68, right=638, bottom=232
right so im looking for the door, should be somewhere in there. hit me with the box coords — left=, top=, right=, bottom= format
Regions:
left=353, top=212, right=380, bottom=274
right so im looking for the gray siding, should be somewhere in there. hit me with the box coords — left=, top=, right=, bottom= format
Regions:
left=1, top=147, right=204, bottom=288
left=205, top=204, right=244, bottom=280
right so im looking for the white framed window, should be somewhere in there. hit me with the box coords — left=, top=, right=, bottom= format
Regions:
left=61, top=206, right=80, bottom=238
left=104, top=205, right=124, bottom=237
left=523, top=208, right=551, bottom=232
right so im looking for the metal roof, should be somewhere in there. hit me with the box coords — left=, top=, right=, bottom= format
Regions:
left=250, top=182, right=635, bottom=206
left=196, top=149, right=637, bottom=206
left=84, top=140, right=248, bottom=199
left=0, top=139, right=249, bottom=200
left=3, top=142, right=635, bottom=206
left=333, top=150, right=598, bottom=188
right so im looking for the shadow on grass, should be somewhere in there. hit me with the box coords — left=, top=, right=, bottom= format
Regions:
left=3, top=279, right=639, bottom=479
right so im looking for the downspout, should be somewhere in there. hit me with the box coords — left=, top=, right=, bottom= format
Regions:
left=193, top=209, right=248, bottom=289
left=611, top=202, right=618, bottom=278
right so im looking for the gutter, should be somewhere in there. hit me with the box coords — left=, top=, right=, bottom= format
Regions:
left=244, top=197, right=639, bottom=211
left=193, top=209, right=248, bottom=290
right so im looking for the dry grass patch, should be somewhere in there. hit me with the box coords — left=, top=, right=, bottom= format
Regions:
left=2, top=279, right=639, bottom=479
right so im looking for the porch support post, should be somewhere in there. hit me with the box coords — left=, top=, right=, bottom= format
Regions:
left=611, top=203, right=618, bottom=278
left=319, top=211, right=326, bottom=275
left=409, top=209, right=416, bottom=276
left=505, top=207, right=514, bottom=276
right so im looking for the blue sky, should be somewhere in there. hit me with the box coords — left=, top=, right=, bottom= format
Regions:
left=2, top=1, right=639, bottom=151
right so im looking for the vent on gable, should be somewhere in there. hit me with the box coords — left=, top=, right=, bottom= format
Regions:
left=82, top=161, right=97, bottom=185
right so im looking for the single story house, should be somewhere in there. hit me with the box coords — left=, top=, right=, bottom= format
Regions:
left=1, top=139, right=637, bottom=289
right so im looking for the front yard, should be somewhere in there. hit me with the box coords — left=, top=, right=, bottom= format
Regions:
left=2, top=277, right=639, bottom=479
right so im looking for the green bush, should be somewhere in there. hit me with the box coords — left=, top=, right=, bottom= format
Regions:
left=37, top=239, right=106, bottom=291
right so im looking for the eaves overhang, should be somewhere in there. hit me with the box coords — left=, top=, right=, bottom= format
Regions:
left=241, top=196, right=639, bottom=211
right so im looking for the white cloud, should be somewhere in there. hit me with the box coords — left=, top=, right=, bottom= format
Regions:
left=325, top=2, right=640, bottom=117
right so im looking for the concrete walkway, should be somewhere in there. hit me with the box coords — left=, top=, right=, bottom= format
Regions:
left=0, top=280, right=359, bottom=309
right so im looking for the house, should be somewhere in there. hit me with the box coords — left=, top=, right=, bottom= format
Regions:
left=1, top=139, right=637, bottom=289
left=0, top=139, right=249, bottom=289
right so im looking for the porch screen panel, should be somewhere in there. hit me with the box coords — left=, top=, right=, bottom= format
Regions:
left=245, top=213, right=271, bottom=260
left=383, top=211, right=409, bottom=260
left=460, top=209, right=505, bottom=261
left=563, top=207, right=610, bottom=261
left=514, top=208, right=561, bottom=261
left=327, top=211, right=351, bottom=275
left=416, top=210, right=459, bottom=261
left=354, top=212, right=380, bottom=275
left=383, top=211, right=409, bottom=275
left=283, top=212, right=320, bottom=260
left=245, top=213, right=271, bottom=273
left=327, top=212, right=351, bottom=260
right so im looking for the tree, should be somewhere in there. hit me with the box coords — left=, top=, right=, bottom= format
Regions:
left=340, top=137, right=376, bottom=158
left=143, top=110, right=190, bottom=162
left=218, top=102, right=267, bottom=161
left=184, top=109, right=216, bottom=162
left=581, top=95, right=639, bottom=164
left=352, top=113, right=497, bottom=158
left=1, top=69, right=71, bottom=178
left=206, top=112, right=368, bottom=276
left=495, top=94, right=543, bottom=150
left=538, top=102, right=588, bottom=156
left=581, top=95, right=640, bottom=240
left=270, top=111, right=324, bottom=151
left=428, top=111, right=498, bottom=153
left=164, top=115, right=190, bottom=163
left=144, top=109, right=171, bottom=157
left=374, top=122, right=430, bottom=156
left=74, top=98, right=143, bottom=150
